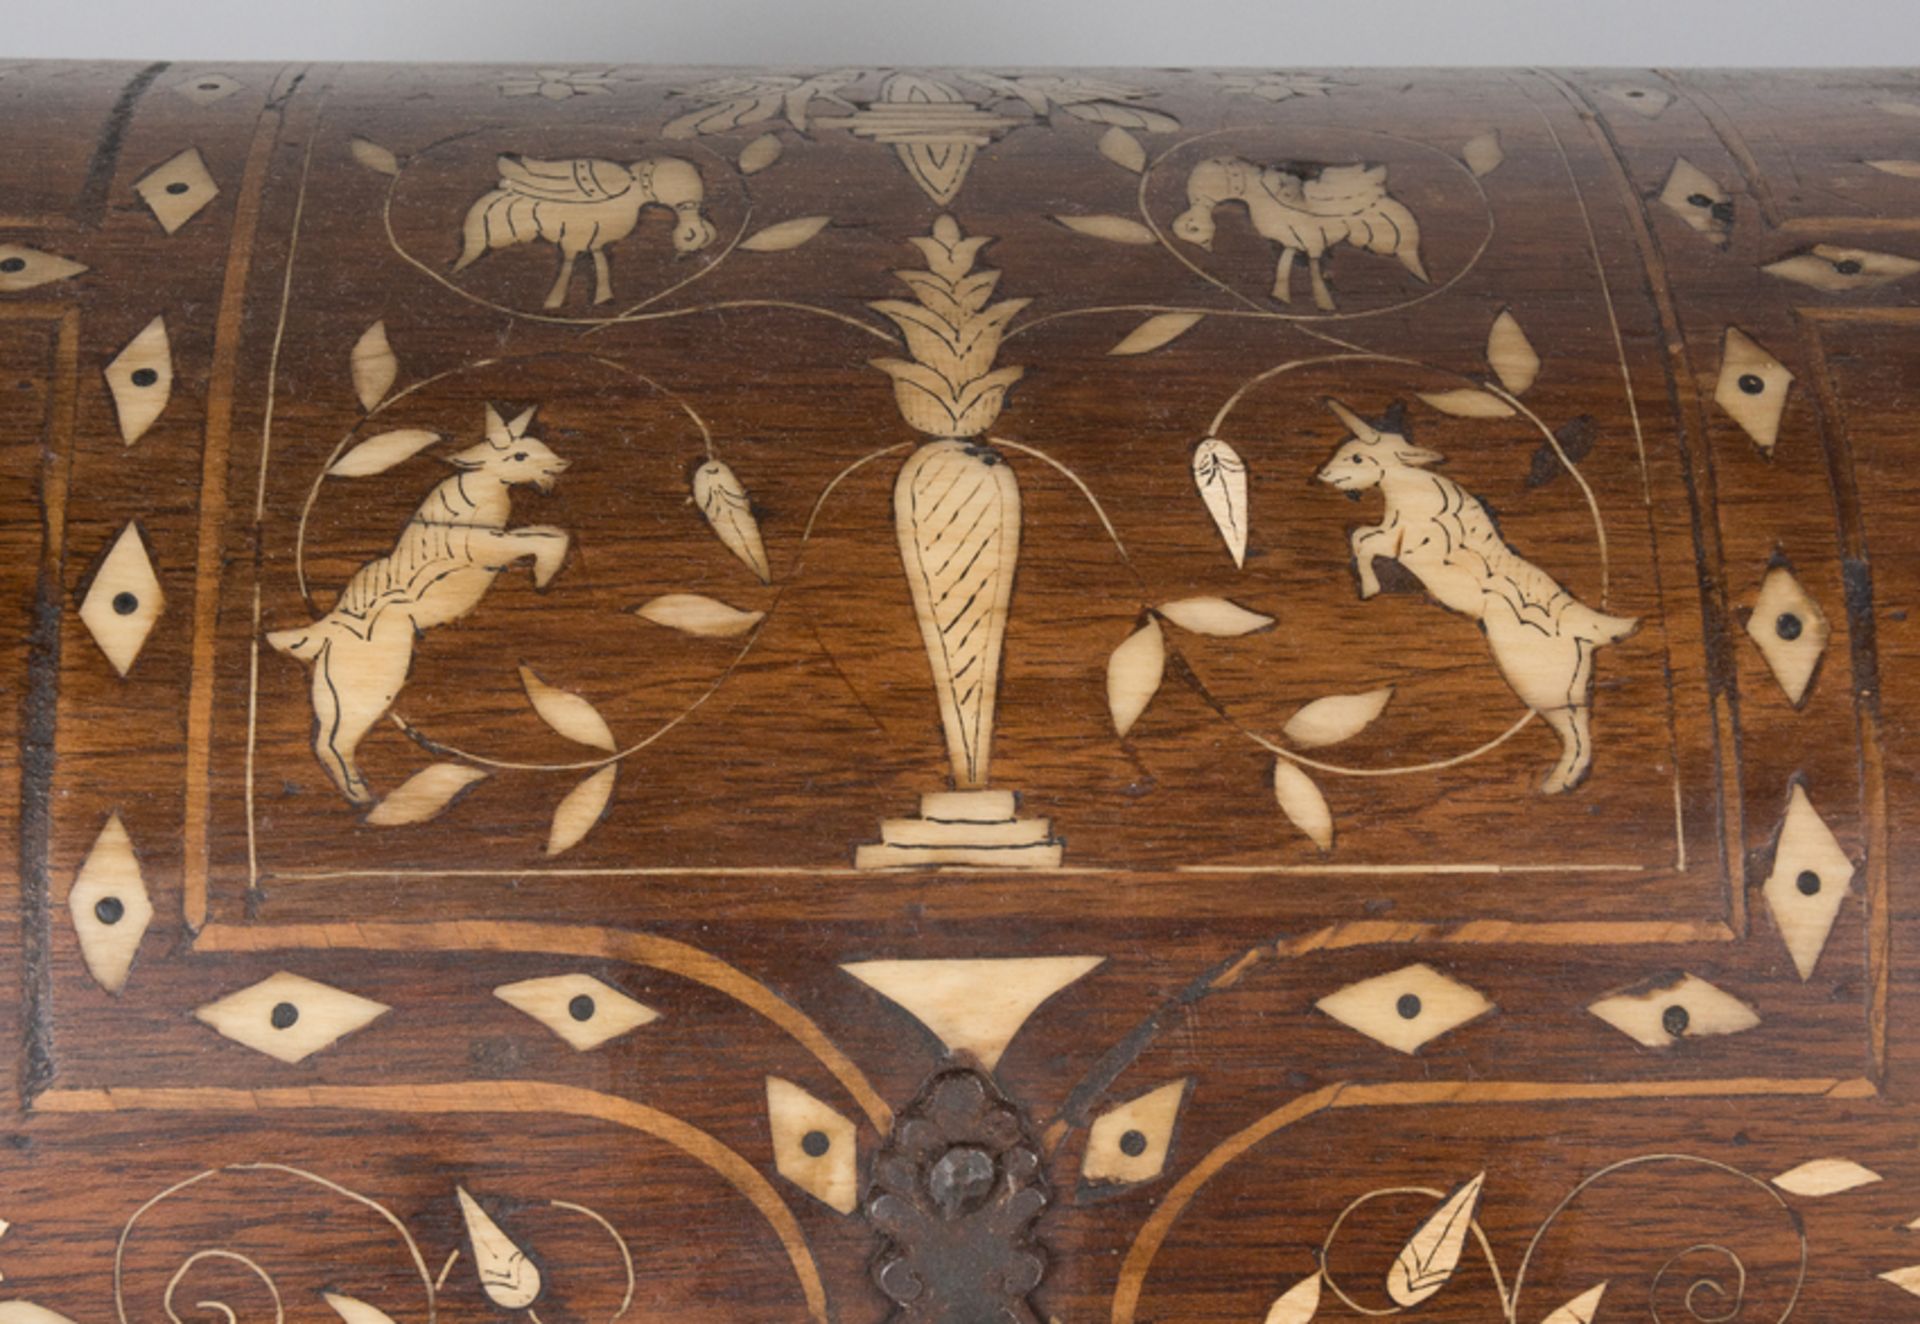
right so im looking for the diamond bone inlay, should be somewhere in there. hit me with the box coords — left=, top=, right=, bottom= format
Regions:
left=67, top=814, right=154, bottom=993
left=1082, top=1078, right=1190, bottom=1187
left=1714, top=326, right=1792, bottom=455
left=193, top=971, right=390, bottom=1063
left=1763, top=243, right=1920, bottom=293
left=1588, top=973, right=1760, bottom=1048
left=134, top=148, right=219, bottom=234
left=0, top=242, right=87, bottom=293
left=77, top=523, right=164, bottom=676
left=103, top=315, right=173, bottom=445
left=1763, top=783, right=1856, bottom=980
left=766, top=1076, right=858, bottom=1214
left=1315, top=963, right=1493, bottom=1054
left=1658, top=158, right=1733, bottom=244
left=1745, top=565, right=1830, bottom=706
left=492, top=973, right=659, bottom=1050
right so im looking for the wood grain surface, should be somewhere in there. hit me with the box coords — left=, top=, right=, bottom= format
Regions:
left=3, top=60, right=1919, bottom=1322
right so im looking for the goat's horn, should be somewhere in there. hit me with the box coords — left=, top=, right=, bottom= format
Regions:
left=484, top=403, right=512, bottom=450
left=1323, top=398, right=1380, bottom=443
left=508, top=405, right=537, bottom=438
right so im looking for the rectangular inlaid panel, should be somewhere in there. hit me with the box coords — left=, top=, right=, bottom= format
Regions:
left=3, top=62, right=1919, bottom=1323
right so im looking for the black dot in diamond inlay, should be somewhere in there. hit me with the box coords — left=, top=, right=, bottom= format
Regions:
left=93, top=896, right=124, bottom=925
left=1662, top=1004, right=1691, bottom=1037
left=801, top=1129, right=831, bottom=1158
left=1396, top=993, right=1423, bottom=1020
left=568, top=993, right=596, bottom=1022
left=1775, top=612, right=1803, bottom=641
left=270, top=1001, right=299, bottom=1030
left=1797, top=869, right=1822, bottom=897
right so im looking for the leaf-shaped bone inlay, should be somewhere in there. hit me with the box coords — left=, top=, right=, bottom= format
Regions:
left=326, top=429, right=441, bottom=479
left=767, top=1076, right=859, bottom=1213
left=1099, top=125, right=1147, bottom=172
left=0, top=1304, right=84, bottom=1324
left=1762, top=783, right=1856, bottom=980
left=78, top=523, right=164, bottom=676
left=1417, top=388, right=1513, bottom=418
left=1283, top=687, right=1393, bottom=748
left=1763, top=244, right=1920, bottom=293
left=349, top=138, right=400, bottom=176
left=1110, top=312, right=1203, bottom=356
left=192, top=971, right=390, bottom=1063
left=1155, top=597, right=1273, bottom=636
left=457, top=1187, right=542, bottom=1308
left=546, top=766, right=616, bottom=856
left=364, top=763, right=488, bottom=826
left=103, top=316, right=173, bottom=445
left=1272, top=760, right=1333, bottom=851
left=322, top=1296, right=399, bottom=1324
left=1054, top=214, right=1157, bottom=244
left=1539, top=1282, right=1609, bottom=1324
left=1588, top=972, right=1760, bottom=1047
left=67, top=814, right=154, bottom=993
left=1745, top=565, right=1829, bottom=705
left=349, top=320, right=396, bottom=411
left=1486, top=309, right=1539, bottom=394
left=738, top=132, right=782, bottom=174
left=633, top=593, right=765, bottom=637
left=494, top=973, right=659, bottom=1050
left=1262, top=1273, right=1323, bottom=1324
left=1388, top=1172, right=1485, bottom=1307
left=1082, top=1079, right=1189, bottom=1186
left=1191, top=437, right=1249, bottom=567
left=1316, top=964, right=1492, bottom=1054
left=1657, top=158, right=1733, bottom=244
left=134, top=147, right=219, bottom=233
left=1772, top=1158, right=1881, bottom=1197
left=739, top=216, right=831, bottom=252
left=692, top=459, right=770, bottom=582
left=518, top=665, right=615, bottom=751
left=1713, top=327, right=1793, bottom=454
left=0, top=243, right=87, bottom=292
left=1107, top=619, right=1165, bottom=738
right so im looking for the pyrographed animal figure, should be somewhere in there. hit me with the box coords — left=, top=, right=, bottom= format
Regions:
left=455, top=154, right=717, bottom=308
left=1316, top=398, right=1637, bottom=794
left=268, top=406, right=571, bottom=805
left=1173, top=157, right=1428, bottom=310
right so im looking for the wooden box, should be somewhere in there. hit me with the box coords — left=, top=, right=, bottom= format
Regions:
left=3, top=61, right=1919, bottom=1320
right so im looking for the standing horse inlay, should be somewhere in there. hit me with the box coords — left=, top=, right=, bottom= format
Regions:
left=1174, top=157, right=1428, bottom=310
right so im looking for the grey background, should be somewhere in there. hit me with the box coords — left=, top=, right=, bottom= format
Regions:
left=8, top=0, right=1920, bottom=66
